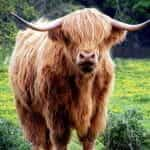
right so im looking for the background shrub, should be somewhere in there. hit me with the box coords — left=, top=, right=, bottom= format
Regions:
left=103, top=109, right=147, bottom=150
left=0, top=118, right=31, bottom=150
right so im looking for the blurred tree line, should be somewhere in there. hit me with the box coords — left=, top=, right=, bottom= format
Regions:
left=0, top=0, right=150, bottom=63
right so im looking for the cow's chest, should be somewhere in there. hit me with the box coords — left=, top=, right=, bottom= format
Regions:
left=50, top=75, right=94, bottom=135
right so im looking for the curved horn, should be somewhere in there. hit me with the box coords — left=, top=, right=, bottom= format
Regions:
left=11, top=12, right=63, bottom=31
left=107, top=16, right=150, bottom=32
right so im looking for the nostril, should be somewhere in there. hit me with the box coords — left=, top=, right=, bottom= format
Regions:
left=91, top=53, right=95, bottom=59
left=79, top=53, right=85, bottom=59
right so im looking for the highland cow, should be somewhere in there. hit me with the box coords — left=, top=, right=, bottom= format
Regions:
left=9, top=8, right=150, bottom=150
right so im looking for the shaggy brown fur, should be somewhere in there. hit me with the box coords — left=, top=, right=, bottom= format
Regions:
left=9, top=8, right=126, bottom=150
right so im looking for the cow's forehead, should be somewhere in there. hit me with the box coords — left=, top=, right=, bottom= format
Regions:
left=78, top=41, right=99, bottom=50
left=62, top=8, right=111, bottom=49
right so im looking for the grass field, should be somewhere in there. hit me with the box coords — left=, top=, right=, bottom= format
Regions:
left=0, top=58, right=150, bottom=149
left=110, top=59, right=150, bottom=131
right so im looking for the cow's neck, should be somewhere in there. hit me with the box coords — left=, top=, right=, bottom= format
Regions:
left=75, top=74, right=94, bottom=96
left=70, top=74, right=95, bottom=136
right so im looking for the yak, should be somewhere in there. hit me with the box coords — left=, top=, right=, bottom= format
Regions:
left=9, top=8, right=150, bottom=150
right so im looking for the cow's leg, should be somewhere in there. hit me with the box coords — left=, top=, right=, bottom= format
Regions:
left=45, top=105, right=71, bottom=150
left=51, top=126, right=70, bottom=150
left=79, top=131, right=96, bottom=150
left=16, top=100, right=52, bottom=150
left=79, top=105, right=107, bottom=150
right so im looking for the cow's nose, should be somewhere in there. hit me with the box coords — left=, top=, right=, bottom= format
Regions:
left=78, top=51, right=97, bottom=61
left=76, top=51, right=99, bottom=73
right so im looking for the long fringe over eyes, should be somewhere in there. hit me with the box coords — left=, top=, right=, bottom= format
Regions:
left=62, top=8, right=112, bottom=49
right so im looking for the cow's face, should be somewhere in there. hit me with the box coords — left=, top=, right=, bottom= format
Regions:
left=65, top=43, right=100, bottom=74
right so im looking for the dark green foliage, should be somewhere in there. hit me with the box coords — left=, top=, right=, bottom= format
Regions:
left=103, top=109, right=147, bottom=150
left=0, top=118, right=31, bottom=150
left=101, top=0, right=150, bottom=22
left=0, top=0, right=150, bottom=62
left=0, top=0, right=39, bottom=64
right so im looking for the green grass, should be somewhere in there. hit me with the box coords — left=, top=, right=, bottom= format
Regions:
left=0, top=65, right=17, bottom=123
left=0, top=59, right=150, bottom=149
left=110, top=59, right=150, bottom=131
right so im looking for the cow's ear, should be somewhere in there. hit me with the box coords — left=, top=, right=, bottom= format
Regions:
left=48, top=26, right=64, bottom=41
left=104, top=27, right=127, bottom=49
left=48, top=27, right=71, bottom=45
